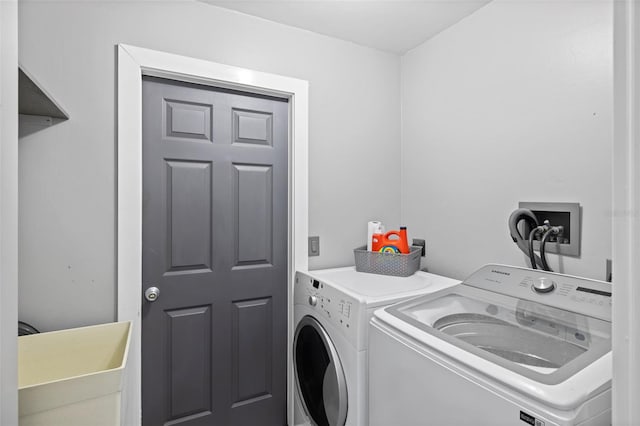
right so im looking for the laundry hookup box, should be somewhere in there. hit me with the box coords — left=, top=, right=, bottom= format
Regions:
left=353, top=245, right=422, bottom=277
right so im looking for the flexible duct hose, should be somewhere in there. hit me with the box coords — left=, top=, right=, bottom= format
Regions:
left=508, top=209, right=544, bottom=269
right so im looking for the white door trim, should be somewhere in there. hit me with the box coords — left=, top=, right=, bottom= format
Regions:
left=612, top=2, right=640, bottom=424
left=0, top=1, right=18, bottom=424
left=116, top=44, right=309, bottom=426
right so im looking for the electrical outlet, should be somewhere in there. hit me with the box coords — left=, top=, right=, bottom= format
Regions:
left=519, top=202, right=581, bottom=256
left=412, top=239, right=426, bottom=257
left=308, top=236, right=320, bottom=257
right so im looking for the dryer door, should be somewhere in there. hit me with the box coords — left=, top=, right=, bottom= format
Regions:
left=294, top=315, right=348, bottom=426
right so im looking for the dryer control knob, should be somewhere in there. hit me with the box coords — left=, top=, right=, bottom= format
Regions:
left=309, top=295, right=318, bottom=306
left=533, top=277, right=556, bottom=293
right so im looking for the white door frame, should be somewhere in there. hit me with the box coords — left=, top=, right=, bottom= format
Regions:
left=0, top=1, right=18, bottom=425
left=116, top=44, right=309, bottom=426
left=612, top=1, right=640, bottom=424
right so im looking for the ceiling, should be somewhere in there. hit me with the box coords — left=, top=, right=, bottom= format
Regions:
left=200, top=0, right=491, bottom=54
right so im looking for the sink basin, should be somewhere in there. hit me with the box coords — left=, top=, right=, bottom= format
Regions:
left=18, top=321, right=132, bottom=426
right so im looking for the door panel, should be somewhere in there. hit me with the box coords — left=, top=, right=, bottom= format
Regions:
left=165, top=99, right=213, bottom=141
left=231, top=298, right=273, bottom=406
left=166, top=306, right=212, bottom=420
left=233, top=109, right=273, bottom=146
left=166, top=160, right=213, bottom=272
left=142, top=76, right=288, bottom=426
left=234, top=164, right=273, bottom=267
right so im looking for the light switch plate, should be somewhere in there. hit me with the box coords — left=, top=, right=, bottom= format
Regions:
left=308, top=236, right=320, bottom=257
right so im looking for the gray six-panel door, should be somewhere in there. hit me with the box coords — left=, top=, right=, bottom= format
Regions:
left=142, top=76, right=288, bottom=426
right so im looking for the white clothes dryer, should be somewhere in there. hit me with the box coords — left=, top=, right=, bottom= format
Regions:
left=369, top=264, right=612, bottom=426
left=293, top=267, right=459, bottom=426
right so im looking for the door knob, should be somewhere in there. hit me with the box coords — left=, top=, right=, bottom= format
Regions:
left=145, top=287, right=160, bottom=302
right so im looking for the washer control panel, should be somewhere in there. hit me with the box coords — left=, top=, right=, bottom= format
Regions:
left=464, top=264, right=612, bottom=321
left=295, top=272, right=360, bottom=341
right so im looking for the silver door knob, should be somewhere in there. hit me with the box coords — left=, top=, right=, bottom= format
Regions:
left=145, top=287, right=160, bottom=302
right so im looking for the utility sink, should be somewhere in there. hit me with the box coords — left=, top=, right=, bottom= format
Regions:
left=18, top=321, right=132, bottom=426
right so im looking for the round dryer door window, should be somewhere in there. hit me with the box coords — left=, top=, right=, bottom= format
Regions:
left=294, top=315, right=348, bottom=426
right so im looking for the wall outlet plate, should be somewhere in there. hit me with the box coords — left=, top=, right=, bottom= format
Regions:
left=519, top=202, right=581, bottom=257
left=412, top=239, right=426, bottom=257
left=308, top=236, right=320, bottom=257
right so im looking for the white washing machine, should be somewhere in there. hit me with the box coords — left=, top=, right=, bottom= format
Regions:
left=293, top=267, right=459, bottom=426
left=369, top=264, right=612, bottom=426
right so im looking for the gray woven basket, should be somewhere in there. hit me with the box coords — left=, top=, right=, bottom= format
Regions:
left=353, top=245, right=421, bottom=277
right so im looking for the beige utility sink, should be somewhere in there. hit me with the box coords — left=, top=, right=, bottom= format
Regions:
left=18, top=321, right=132, bottom=426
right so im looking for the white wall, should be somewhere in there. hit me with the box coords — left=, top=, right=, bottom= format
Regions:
left=18, top=0, right=613, bottom=332
left=1, top=0, right=19, bottom=423
left=401, top=0, right=612, bottom=280
left=18, top=0, right=401, bottom=331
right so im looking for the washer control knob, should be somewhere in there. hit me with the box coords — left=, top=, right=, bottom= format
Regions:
left=533, top=277, right=556, bottom=293
left=309, top=295, right=318, bottom=306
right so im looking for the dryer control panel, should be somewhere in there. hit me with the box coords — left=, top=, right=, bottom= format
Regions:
left=295, top=272, right=361, bottom=343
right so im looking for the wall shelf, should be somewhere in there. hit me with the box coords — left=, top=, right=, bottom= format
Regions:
left=19, top=67, right=68, bottom=135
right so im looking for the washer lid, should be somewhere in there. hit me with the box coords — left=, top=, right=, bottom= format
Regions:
left=309, top=267, right=459, bottom=307
left=385, top=283, right=611, bottom=386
